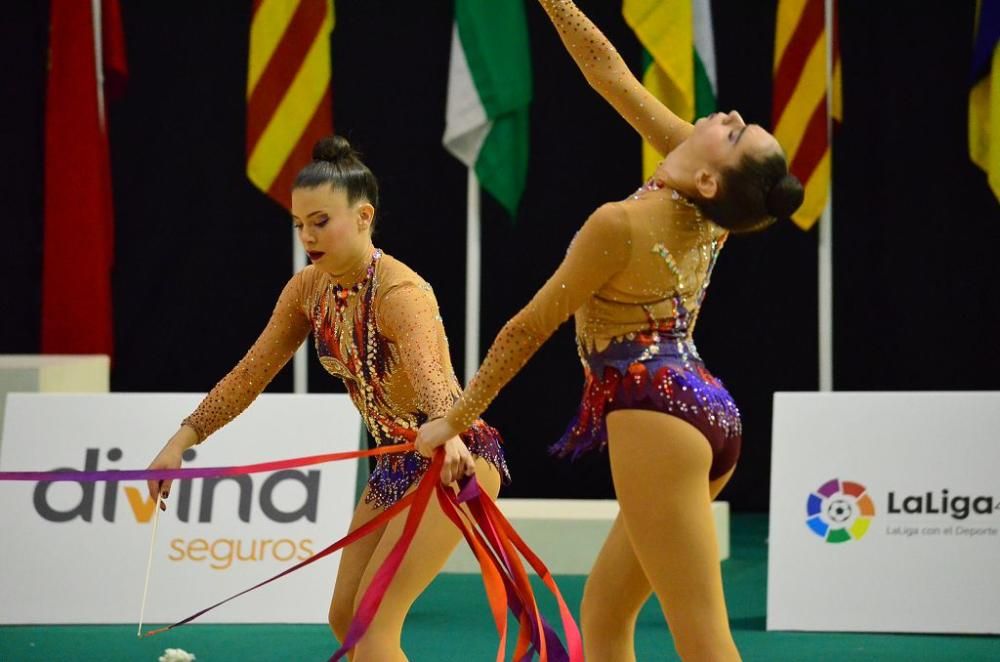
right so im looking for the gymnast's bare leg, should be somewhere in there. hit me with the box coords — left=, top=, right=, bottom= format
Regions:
left=329, top=459, right=501, bottom=661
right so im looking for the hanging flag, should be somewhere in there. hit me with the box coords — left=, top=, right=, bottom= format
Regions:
left=624, top=0, right=718, bottom=179
left=443, top=0, right=532, bottom=217
left=247, top=0, right=334, bottom=210
left=970, top=0, right=1000, bottom=200
left=41, top=0, right=127, bottom=357
left=772, top=0, right=842, bottom=230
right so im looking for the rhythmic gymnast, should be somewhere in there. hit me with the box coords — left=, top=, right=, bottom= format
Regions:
left=146, top=136, right=508, bottom=661
left=417, top=2, right=804, bottom=660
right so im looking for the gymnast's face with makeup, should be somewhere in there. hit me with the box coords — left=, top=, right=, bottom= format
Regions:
left=686, top=110, right=782, bottom=175
left=291, top=184, right=374, bottom=276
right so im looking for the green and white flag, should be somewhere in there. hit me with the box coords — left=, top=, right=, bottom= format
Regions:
left=443, top=0, right=532, bottom=216
left=443, top=0, right=532, bottom=384
left=692, top=0, right=718, bottom=118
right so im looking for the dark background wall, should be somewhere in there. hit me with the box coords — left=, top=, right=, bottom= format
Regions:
left=2, top=1, right=997, bottom=510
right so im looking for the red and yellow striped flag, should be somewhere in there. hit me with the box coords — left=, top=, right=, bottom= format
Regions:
left=773, top=0, right=841, bottom=230
left=247, top=0, right=334, bottom=210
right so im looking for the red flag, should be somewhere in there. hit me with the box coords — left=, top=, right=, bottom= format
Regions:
left=42, top=0, right=127, bottom=356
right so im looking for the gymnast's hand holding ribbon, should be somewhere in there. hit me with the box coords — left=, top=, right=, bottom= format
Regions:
left=429, top=431, right=476, bottom=485
left=145, top=425, right=198, bottom=512
left=415, top=417, right=460, bottom=460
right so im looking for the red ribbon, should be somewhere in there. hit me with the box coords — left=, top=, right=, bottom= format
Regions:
left=0, top=443, right=414, bottom=483
left=3, top=438, right=582, bottom=660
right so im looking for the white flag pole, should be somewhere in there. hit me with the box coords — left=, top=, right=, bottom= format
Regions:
left=818, top=0, right=835, bottom=392
left=818, top=198, right=833, bottom=391
left=293, top=229, right=308, bottom=394
left=91, top=0, right=105, bottom=131
left=465, top=169, right=482, bottom=386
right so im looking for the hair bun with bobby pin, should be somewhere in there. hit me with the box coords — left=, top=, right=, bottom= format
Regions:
left=312, top=135, right=356, bottom=163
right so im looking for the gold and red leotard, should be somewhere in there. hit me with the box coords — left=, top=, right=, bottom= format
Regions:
left=444, top=177, right=742, bottom=479
left=184, top=249, right=508, bottom=507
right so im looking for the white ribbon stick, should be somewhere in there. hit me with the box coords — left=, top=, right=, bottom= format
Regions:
left=137, top=491, right=164, bottom=637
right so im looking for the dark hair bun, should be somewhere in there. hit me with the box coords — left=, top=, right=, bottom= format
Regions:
left=766, top=173, right=805, bottom=219
left=312, top=135, right=356, bottom=163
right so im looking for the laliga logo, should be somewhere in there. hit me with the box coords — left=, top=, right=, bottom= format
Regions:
left=806, top=478, right=875, bottom=543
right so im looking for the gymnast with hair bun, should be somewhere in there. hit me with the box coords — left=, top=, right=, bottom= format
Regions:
left=417, top=2, right=804, bottom=660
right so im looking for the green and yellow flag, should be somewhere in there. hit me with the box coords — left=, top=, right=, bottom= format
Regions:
left=624, top=0, right=717, bottom=178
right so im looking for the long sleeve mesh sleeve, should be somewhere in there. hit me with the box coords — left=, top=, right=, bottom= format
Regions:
left=538, top=0, right=693, bottom=155
left=379, top=282, right=458, bottom=421
left=445, top=205, right=631, bottom=430
left=182, top=274, right=312, bottom=441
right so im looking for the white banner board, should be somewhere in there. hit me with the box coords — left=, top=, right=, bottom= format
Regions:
left=0, top=393, right=361, bottom=624
left=768, top=392, right=1000, bottom=634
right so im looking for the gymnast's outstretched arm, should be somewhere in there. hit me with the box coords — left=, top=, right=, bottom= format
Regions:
left=538, top=0, right=694, bottom=155
left=180, top=274, right=312, bottom=442
left=146, top=273, right=311, bottom=504
left=433, top=203, right=631, bottom=439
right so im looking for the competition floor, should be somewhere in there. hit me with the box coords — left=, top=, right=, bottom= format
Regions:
left=1, top=515, right=996, bottom=661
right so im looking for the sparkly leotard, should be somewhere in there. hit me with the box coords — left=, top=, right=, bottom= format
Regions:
left=184, top=250, right=508, bottom=507
left=443, top=0, right=741, bottom=479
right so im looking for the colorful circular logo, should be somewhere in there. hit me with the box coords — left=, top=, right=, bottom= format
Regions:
left=806, top=478, right=875, bottom=543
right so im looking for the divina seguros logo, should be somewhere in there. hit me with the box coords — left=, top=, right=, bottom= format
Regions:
left=805, top=478, right=875, bottom=543
left=30, top=447, right=321, bottom=570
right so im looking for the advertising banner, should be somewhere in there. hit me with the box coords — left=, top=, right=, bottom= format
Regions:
left=0, top=393, right=361, bottom=624
left=768, top=392, right=1000, bottom=633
